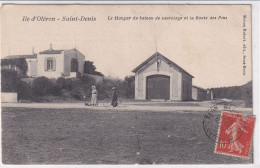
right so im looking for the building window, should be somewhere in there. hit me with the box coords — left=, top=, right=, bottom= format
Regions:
left=71, top=58, right=78, bottom=72
left=44, top=58, right=56, bottom=71
left=47, top=59, right=54, bottom=70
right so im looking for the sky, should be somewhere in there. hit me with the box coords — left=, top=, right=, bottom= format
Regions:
left=1, top=4, right=252, bottom=88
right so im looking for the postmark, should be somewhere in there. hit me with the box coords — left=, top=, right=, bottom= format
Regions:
left=214, top=111, right=255, bottom=158
left=203, top=105, right=238, bottom=144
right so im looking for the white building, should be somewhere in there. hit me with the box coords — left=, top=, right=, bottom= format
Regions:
left=192, top=85, right=214, bottom=101
left=5, top=46, right=85, bottom=79
left=132, top=52, right=194, bottom=101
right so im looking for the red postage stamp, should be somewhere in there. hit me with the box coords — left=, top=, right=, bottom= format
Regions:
left=215, top=111, right=255, bottom=158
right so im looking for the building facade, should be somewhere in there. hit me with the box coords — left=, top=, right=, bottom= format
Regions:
left=4, top=46, right=85, bottom=79
left=132, top=52, right=193, bottom=101
left=192, top=85, right=214, bottom=101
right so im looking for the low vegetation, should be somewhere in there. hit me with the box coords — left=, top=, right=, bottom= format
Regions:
left=1, top=69, right=135, bottom=102
left=210, top=81, right=252, bottom=107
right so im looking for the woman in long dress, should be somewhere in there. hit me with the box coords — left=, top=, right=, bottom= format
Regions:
left=91, top=85, right=98, bottom=106
left=111, top=87, right=118, bottom=107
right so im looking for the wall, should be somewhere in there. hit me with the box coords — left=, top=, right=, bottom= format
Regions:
left=37, top=52, right=64, bottom=78
left=192, top=87, right=207, bottom=101
left=206, top=90, right=214, bottom=100
left=26, top=59, right=37, bottom=77
left=64, top=49, right=85, bottom=76
left=182, top=73, right=192, bottom=101
left=1, top=92, right=17, bottom=103
left=192, top=87, right=198, bottom=100
left=135, top=57, right=182, bottom=100
left=198, top=89, right=207, bottom=100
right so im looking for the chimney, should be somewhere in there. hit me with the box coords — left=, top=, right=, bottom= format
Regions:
left=50, top=43, right=53, bottom=50
left=32, top=47, right=35, bottom=55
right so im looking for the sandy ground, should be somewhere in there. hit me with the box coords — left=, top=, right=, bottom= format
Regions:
left=1, top=100, right=253, bottom=113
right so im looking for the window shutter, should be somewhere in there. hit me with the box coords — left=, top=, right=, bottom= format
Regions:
left=44, top=58, right=47, bottom=71
left=53, top=59, right=56, bottom=71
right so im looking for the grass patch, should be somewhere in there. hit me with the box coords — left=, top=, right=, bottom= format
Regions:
left=2, top=107, right=252, bottom=164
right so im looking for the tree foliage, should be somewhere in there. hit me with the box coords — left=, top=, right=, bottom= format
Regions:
left=1, top=69, right=32, bottom=101
left=84, top=61, right=104, bottom=76
left=1, top=69, right=20, bottom=92
left=1, top=58, right=28, bottom=76
left=210, top=81, right=252, bottom=100
left=84, top=61, right=96, bottom=74
left=210, top=81, right=252, bottom=107
left=122, top=75, right=135, bottom=99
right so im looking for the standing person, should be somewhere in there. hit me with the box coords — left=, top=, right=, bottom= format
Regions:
left=225, top=116, right=248, bottom=153
left=111, top=87, right=118, bottom=107
left=91, top=85, right=98, bottom=106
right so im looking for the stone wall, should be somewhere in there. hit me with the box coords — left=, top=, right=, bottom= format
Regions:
left=1, top=92, right=17, bottom=103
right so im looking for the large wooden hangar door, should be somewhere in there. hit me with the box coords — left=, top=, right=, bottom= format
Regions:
left=146, top=75, right=170, bottom=100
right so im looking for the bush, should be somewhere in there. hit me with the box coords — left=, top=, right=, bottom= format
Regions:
left=1, top=69, right=20, bottom=92
left=122, top=75, right=135, bottom=99
left=2, top=72, right=135, bottom=102
left=17, top=80, right=32, bottom=101
left=1, top=69, right=34, bottom=101
left=70, top=79, right=84, bottom=100
left=79, top=75, right=96, bottom=100
left=96, top=78, right=122, bottom=100
left=65, top=76, right=97, bottom=100
left=32, top=77, right=54, bottom=96
left=80, top=75, right=96, bottom=85
left=71, top=88, right=85, bottom=100
left=56, top=77, right=67, bottom=90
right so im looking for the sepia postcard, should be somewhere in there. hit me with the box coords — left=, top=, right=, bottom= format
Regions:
left=0, top=2, right=259, bottom=167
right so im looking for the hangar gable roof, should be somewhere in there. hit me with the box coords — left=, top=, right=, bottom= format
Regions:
left=132, top=52, right=194, bottom=78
